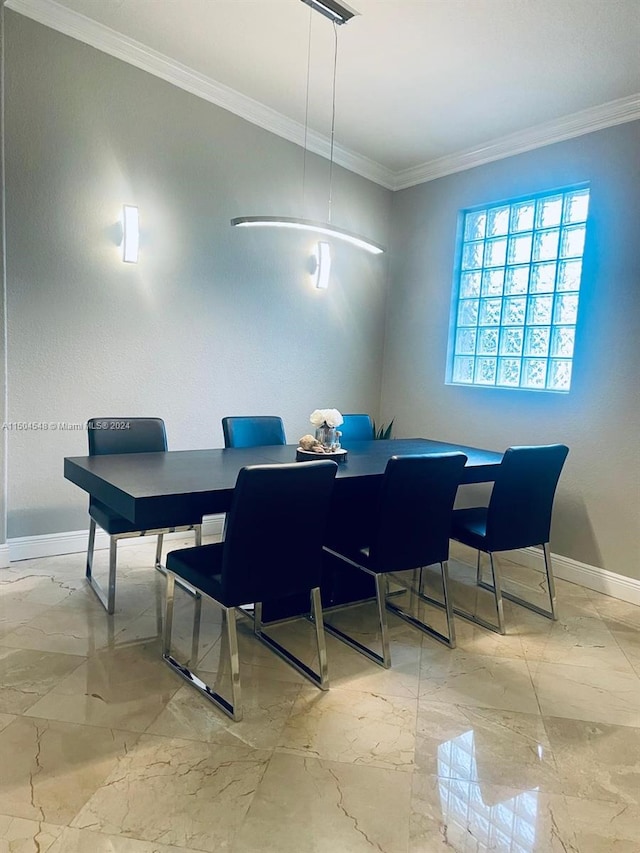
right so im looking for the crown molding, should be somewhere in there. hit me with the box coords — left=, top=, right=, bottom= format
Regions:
left=6, top=0, right=396, bottom=189
left=7, top=0, right=640, bottom=193
left=392, top=94, right=640, bottom=190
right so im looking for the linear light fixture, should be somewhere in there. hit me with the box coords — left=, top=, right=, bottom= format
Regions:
left=231, top=216, right=384, bottom=255
left=312, top=241, right=331, bottom=288
left=299, top=0, right=358, bottom=25
left=122, top=204, right=139, bottom=263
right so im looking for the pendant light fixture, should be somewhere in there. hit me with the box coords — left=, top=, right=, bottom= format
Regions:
left=230, top=0, right=385, bottom=256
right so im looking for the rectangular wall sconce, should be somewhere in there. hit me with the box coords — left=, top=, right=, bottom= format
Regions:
left=314, top=241, right=331, bottom=289
left=122, top=204, right=139, bottom=263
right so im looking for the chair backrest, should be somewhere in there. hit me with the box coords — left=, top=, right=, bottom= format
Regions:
left=87, top=417, right=167, bottom=456
left=486, top=444, right=569, bottom=551
left=339, top=413, right=373, bottom=442
left=220, top=460, right=337, bottom=604
left=222, top=416, right=286, bottom=448
left=368, top=452, right=468, bottom=573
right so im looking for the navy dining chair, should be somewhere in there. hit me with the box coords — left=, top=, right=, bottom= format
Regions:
left=85, top=417, right=202, bottom=614
left=162, top=459, right=338, bottom=721
left=450, top=444, right=569, bottom=634
left=222, top=416, right=286, bottom=448
left=324, top=452, right=468, bottom=668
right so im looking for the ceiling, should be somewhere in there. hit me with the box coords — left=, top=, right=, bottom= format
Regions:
left=13, top=0, right=640, bottom=187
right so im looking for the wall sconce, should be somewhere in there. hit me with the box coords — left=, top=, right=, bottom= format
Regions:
left=122, top=205, right=139, bottom=263
left=311, top=241, right=331, bottom=289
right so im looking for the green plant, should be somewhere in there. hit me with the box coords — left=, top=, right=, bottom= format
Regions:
left=372, top=419, right=394, bottom=440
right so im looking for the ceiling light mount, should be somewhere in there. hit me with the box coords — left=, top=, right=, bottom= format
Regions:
left=299, top=0, right=359, bottom=26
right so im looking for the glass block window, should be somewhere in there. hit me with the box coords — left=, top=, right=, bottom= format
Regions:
left=447, top=185, right=589, bottom=392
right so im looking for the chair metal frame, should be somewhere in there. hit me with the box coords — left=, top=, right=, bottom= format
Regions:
left=162, top=573, right=328, bottom=721
left=323, top=452, right=467, bottom=668
left=450, top=444, right=568, bottom=634
left=84, top=417, right=201, bottom=614
left=161, top=459, right=336, bottom=721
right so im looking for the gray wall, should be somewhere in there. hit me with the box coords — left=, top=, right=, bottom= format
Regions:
left=5, top=13, right=391, bottom=537
left=0, top=2, right=7, bottom=548
left=382, top=121, right=640, bottom=579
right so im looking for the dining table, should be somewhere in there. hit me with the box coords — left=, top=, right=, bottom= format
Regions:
left=64, top=437, right=503, bottom=621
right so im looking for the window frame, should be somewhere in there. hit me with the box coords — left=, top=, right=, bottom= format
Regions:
left=445, top=183, right=590, bottom=393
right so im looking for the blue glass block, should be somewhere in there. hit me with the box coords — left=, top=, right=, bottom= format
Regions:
left=551, top=326, right=575, bottom=357
left=485, top=238, right=507, bottom=267
left=530, top=262, right=556, bottom=293
left=510, top=201, right=534, bottom=233
left=504, top=266, right=529, bottom=294
left=532, top=229, right=560, bottom=262
left=474, top=357, right=497, bottom=385
left=479, top=298, right=502, bottom=325
left=524, top=326, right=550, bottom=357
left=481, top=268, right=504, bottom=296
left=459, top=271, right=481, bottom=298
left=522, top=358, right=548, bottom=389
left=464, top=211, right=486, bottom=241
left=461, top=241, right=484, bottom=270
left=527, top=295, right=553, bottom=325
left=560, top=225, right=586, bottom=258
left=502, top=297, right=526, bottom=326
left=452, top=356, right=475, bottom=383
left=458, top=299, right=479, bottom=326
left=536, top=195, right=562, bottom=228
left=487, top=206, right=510, bottom=236
left=549, top=359, right=572, bottom=391
left=477, top=327, right=499, bottom=355
left=507, top=234, right=532, bottom=264
left=557, top=259, right=582, bottom=291
left=563, top=189, right=589, bottom=224
left=497, top=357, right=521, bottom=386
left=499, top=327, right=524, bottom=355
left=455, top=328, right=477, bottom=355
left=554, top=293, right=579, bottom=324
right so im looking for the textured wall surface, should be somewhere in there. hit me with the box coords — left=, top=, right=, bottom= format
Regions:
left=382, top=121, right=640, bottom=578
left=5, top=13, right=391, bottom=537
left=0, top=3, right=7, bottom=546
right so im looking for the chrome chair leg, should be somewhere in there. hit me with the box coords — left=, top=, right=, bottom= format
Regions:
left=324, top=570, right=392, bottom=669
left=375, top=574, right=392, bottom=668
left=479, top=541, right=557, bottom=621
left=388, top=561, right=457, bottom=648
left=310, top=587, right=329, bottom=689
left=195, top=524, right=202, bottom=547
left=162, top=573, right=243, bottom=721
left=254, top=590, right=330, bottom=689
left=154, top=533, right=164, bottom=569
left=449, top=549, right=506, bottom=635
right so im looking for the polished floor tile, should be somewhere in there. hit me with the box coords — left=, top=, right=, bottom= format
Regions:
left=1, top=542, right=638, bottom=852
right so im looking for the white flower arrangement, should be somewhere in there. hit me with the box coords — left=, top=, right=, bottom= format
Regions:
left=310, top=408, right=344, bottom=429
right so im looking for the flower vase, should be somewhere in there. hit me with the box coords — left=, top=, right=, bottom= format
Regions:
left=315, top=424, right=337, bottom=451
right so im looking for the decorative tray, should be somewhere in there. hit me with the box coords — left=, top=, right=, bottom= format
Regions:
left=296, top=447, right=348, bottom=463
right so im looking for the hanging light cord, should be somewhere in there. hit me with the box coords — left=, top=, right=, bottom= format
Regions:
left=302, top=8, right=313, bottom=216
left=327, top=20, right=338, bottom=224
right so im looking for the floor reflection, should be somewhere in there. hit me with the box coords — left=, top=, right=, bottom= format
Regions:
left=438, top=730, right=539, bottom=851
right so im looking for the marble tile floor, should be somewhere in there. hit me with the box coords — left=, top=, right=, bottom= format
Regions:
left=0, top=538, right=638, bottom=852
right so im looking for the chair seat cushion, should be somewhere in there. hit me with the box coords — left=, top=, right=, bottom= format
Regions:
left=166, top=543, right=229, bottom=604
left=89, top=501, right=144, bottom=536
left=451, top=506, right=488, bottom=551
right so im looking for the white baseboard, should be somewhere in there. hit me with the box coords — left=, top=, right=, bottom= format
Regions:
left=450, top=540, right=640, bottom=606
left=5, top=515, right=225, bottom=563
left=510, top=546, right=640, bottom=607
left=3, top=523, right=639, bottom=607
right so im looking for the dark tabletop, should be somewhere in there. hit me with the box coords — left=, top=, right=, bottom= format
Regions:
left=64, top=438, right=502, bottom=528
